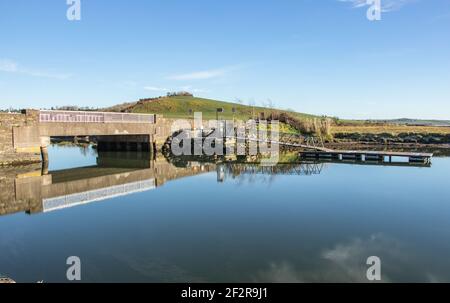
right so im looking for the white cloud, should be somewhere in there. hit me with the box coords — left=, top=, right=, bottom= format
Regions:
left=339, top=0, right=417, bottom=12
left=0, top=58, right=71, bottom=79
left=121, top=80, right=138, bottom=87
left=22, top=70, right=72, bottom=80
left=180, top=85, right=209, bottom=93
left=168, top=67, right=232, bottom=81
left=0, top=59, right=18, bottom=72
left=143, top=85, right=210, bottom=94
left=144, top=86, right=168, bottom=91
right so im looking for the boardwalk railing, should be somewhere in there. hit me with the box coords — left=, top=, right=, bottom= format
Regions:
left=39, top=110, right=156, bottom=124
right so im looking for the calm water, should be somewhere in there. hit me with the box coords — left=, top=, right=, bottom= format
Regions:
left=1, top=145, right=450, bottom=283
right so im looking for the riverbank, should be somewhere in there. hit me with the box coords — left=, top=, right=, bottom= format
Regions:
left=332, top=130, right=450, bottom=145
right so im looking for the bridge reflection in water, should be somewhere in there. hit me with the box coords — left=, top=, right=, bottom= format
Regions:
left=0, top=152, right=216, bottom=217
left=42, top=178, right=157, bottom=213
left=0, top=152, right=431, bottom=217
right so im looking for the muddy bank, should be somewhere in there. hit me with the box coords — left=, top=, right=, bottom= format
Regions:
left=333, top=132, right=450, bottom=144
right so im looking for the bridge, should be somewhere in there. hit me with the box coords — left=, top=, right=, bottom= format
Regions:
left=0, top=109, right=175, bottom=166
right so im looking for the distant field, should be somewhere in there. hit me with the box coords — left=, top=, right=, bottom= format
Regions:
left=332, top=125, right=450, bottom=135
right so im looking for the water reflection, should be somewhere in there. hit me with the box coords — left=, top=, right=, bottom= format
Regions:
left=0, top=152, right=216, bottom=217
left=2, top=147, right=448, bottom=283
left=253, top=234, right=420, bottom=283
left=0, top=150, right=433, bottom=217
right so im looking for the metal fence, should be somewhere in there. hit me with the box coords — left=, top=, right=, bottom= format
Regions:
left=39, top=110, right=156, bottom=124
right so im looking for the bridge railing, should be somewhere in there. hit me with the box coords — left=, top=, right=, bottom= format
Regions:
left=39, top=110, right=156, bottom=124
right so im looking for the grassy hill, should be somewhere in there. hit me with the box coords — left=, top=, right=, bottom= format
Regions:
left=104, top=95, right=450, bottom=136
left=107, top=95, right=318, bottom=121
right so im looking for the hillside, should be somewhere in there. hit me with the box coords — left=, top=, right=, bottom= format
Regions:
left=106, top=95, right=318, bottom=121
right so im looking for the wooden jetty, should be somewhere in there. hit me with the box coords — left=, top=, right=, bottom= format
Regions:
left=220, top=132, right=433, bottom=165
left=299, top=150, right=433, bottom=164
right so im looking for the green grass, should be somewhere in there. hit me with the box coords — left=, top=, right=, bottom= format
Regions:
left=128, top=96, right=317, bottom=121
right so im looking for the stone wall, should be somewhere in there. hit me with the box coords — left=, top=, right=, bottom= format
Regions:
left=0, top=111, right=41, bottom=166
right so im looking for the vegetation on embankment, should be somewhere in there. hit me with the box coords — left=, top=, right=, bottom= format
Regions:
left=331, top=125, right=450, bottom=144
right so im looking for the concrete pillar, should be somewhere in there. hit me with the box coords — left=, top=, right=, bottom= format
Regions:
left=40, top=146, right=49, bottom=163
left=41, top=159, right=49, bottom=175
left=40, top=136, right=50, bottom=164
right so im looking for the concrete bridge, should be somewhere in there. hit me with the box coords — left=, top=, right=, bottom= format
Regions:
left=0, top=109, right=174, bottom=166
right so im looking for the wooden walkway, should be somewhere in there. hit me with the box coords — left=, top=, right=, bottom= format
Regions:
left=226, top=136, right=332, bottom=152
left=221, top=132, right=433, bottom=164
left=300, top=150, right=433, bottom=164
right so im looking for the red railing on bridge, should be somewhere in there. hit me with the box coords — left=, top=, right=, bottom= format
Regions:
left=39, top=110, right=156, bottom=124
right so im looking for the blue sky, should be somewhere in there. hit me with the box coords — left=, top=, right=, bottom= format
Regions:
left=0, top=0, right=449, bottom=119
